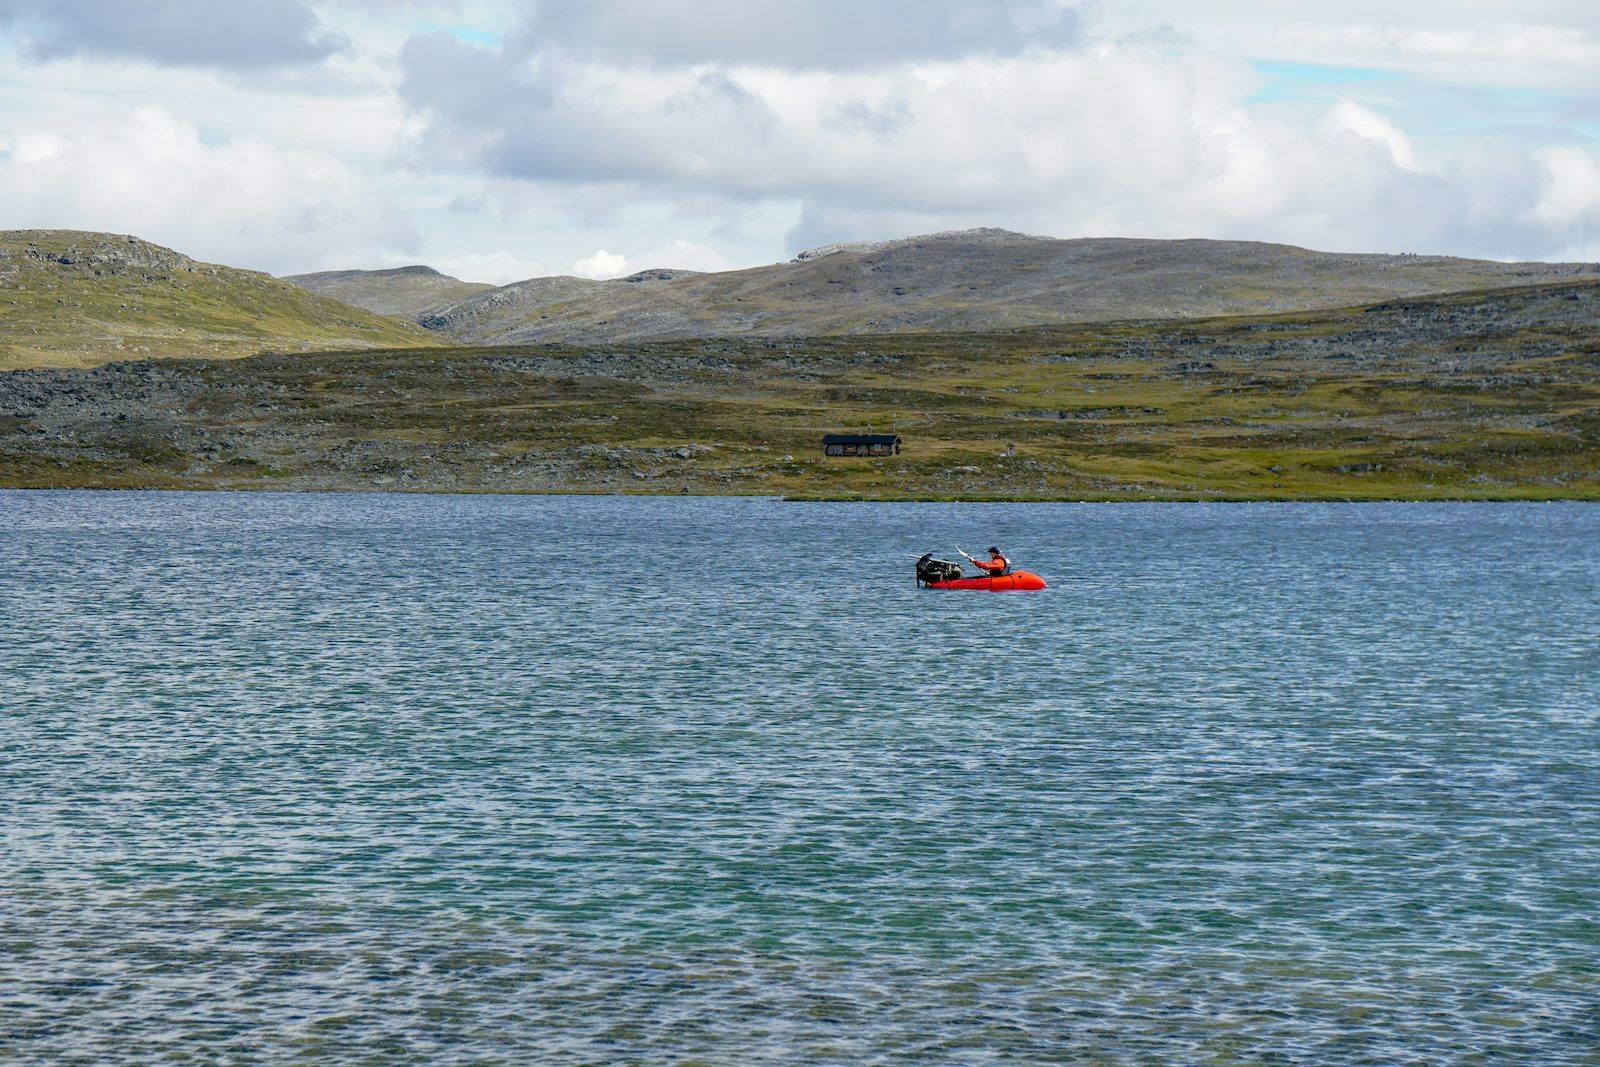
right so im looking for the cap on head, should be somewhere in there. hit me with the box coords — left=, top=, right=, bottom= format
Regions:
left=988, top=546, right=1000, bottom=554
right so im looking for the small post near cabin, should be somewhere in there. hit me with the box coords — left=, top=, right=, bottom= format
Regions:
left=822, top=433, right=901, bottom=458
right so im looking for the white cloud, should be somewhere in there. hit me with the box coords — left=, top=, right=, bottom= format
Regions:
left=565, top=239, right=735, bottom=279
left=1115, top=3, right=1600, bottom=92
left=640, top=239, right=733, bottom=273
left=398, top=29, right=1600, bottom=261
left=1321, top=100, right=1421, bottom=172
left=417, top=235, right=737, bottom=285
left=1529, top=147, right=1600, bottom=229
left=2, top=1, right=1597, bottom=275
left=570, top=249, right=629, bottom=278
left=1259, top=22, right=1600, bottom=93
left=426, top=249, right=548, bottom=285
left=0, top=106, right=413, bottom=273
left=10, top=132, right=64, bottom=165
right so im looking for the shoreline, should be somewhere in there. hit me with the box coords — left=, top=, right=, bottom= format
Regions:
left=4, top=483, right=1598, bottom=503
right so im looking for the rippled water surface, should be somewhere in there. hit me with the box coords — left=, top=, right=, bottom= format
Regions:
left=3, top=491, right=1598, bottom=1062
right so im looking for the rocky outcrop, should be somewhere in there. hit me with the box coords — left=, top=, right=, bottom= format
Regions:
left=0, top=229, right=438, bottom=370
left=1, top=231, right=216, bottom=278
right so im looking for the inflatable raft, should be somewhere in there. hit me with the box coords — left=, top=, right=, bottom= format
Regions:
left=924, top=570, right=1047, bottom=592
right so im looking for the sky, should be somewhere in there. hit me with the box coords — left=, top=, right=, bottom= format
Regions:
left=0, top=0, right=1596, bottom=282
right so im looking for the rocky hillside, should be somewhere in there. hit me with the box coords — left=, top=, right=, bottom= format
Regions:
left=0, top=231, right=440, bottom=370
left=282, top=264, right=491, bottom=319
left=405, top=229, right=1598, bottom=345
left=4, top=280, right=1595, bottom=500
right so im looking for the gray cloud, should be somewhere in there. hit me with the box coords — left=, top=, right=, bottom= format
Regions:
left=400, top=33, right=791, bottom=190
left=512, top=0, right=1084, bottom=70
left=0, top=0, right=346, bottom=68
left=395, top=19, right=1600, bottom=264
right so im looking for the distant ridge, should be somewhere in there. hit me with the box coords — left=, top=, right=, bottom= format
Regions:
left=340, top=228, right=1597, bottom=346
left=284, top=264, right=492, bottom=319
left=20, top=226, right=1593, bottom=372
left=791, top=226, right=1053, bottom=261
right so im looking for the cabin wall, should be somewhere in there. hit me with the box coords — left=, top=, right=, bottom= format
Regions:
left=822, top=439, right=901, bottom=458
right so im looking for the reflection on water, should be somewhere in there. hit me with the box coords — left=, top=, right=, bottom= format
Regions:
left=3, top=492, right=1597, bottom=1061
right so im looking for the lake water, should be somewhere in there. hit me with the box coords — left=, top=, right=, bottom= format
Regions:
left=2, top=491, right=1597, bottom=1062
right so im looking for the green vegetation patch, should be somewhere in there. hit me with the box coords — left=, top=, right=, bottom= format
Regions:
left=3, top=280, right=1598, bottom=499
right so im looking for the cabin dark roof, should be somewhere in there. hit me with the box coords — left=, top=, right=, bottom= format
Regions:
left=822, top=433, right=900, bottom=445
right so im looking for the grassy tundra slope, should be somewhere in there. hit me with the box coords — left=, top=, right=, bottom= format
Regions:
left=282, top=265, right=492, bottom=319
left=408, top=228, right=1598, bottom=346
left=3, top=280, right=1596, bottom=499
left=0, top=231, right=441, bottom=370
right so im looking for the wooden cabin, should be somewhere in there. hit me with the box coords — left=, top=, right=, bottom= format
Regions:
left=823, top=433, right=901, bottom=458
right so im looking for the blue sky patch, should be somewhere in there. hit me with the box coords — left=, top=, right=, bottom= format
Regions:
left=410, top=21, right=503, bottom=48
left=1249, top=59, right=1397, bottom=105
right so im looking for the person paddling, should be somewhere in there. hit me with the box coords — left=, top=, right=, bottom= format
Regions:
left=960, top=546, right=1010, bottom=576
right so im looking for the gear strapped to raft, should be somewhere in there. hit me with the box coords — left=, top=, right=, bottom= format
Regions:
left=916, top=553, right=966, bottom=585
